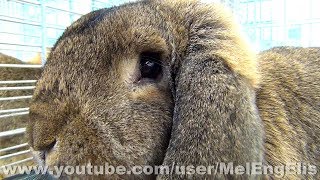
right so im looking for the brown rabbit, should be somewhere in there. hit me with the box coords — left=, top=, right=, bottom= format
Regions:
left=26, top=0, right=319, bottom=179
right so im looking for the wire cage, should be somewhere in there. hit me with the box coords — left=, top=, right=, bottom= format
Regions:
left=238, top=0, right=320, bottom=51
left=0, top=0, right=320, bottom=178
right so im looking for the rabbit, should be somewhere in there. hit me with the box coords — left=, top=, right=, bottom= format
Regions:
left=26, top=0, right=320, bottom=179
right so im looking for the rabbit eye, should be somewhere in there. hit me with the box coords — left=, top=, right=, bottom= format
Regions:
left=139, top=52, right=162, bottom=80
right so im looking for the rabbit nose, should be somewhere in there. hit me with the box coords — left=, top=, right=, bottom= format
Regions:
left=36, top=140, right=56, bottom=165
left=36, top=139, right=57, bottom=152
left=45, top=139, right=57, bottom=151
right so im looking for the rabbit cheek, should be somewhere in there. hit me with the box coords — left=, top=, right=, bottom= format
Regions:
left=54, top=115, right=104, bottom=166
left=28, top=102, right=66, bottom=151
left=130, top=86, right=170, bottom=103
left=43, top=143, right=60, bottom=167
left=119, top=57, right=140, bottom=84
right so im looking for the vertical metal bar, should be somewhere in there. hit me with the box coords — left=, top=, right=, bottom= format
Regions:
left=309, top=0, right=312, bottom=46
left=255, top=0, right=261, bottom=50
left=69, top=0, right=73, bottom=22
left=283, top=0, right=287, bottom=44
left=269, top=0, right=273, bottom=46
left=258, top=0, right=262, bottom=50
left=91, top=0, right=94, bottom=11
left=260, top=0, right=262, bottom=22
left=40, top=0, right=46, bottom=66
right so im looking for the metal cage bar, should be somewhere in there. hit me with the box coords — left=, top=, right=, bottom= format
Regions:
left=0, top=157, right=34, bottom=169
left=0, top=64, right=42, bottom=68
left=0, top=80, right=37, bottom=84
left=0, top=143, right=29, bottom=153
left=0, top=128, right=26, bottom=138
left=0, top=111, right=29, bottom=119
left=0, top=95, right=33, bottom=101
left=0, top=108, right=29, bottom=114
left=0, top=86, right=35, bottom=91
left=0, top=149, right=31, bottom=160
left=7, top=0, right=41, bottom=5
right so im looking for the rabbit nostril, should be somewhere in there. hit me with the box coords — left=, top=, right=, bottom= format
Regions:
left=39, top=150, right=46, bottom=160
left=37, top=140, right=56, bottom=165
left=45, top=139, right=56, bottom=151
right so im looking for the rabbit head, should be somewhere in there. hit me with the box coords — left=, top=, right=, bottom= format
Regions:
left=27, top=0, right=264, bottom=179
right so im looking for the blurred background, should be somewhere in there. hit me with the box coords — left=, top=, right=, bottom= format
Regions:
left=0, top=0, right=319, bottom=177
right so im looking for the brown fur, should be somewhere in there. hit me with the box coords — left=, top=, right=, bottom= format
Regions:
left=256, top=47, right=320, bottom=179
left=26, top=0, right=319, bottom=179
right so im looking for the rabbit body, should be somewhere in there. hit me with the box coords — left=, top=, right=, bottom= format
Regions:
left=26, top=0, right=320, bottom=179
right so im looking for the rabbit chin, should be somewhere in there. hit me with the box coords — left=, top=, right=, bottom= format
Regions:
left=44, top=150, right=60, bottom=168
left=30, top=143, right=60, bottom=168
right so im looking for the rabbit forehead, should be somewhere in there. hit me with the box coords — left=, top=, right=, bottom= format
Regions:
left=53, top=2, right=171, bottom=54
left=42, top=3, right=173, bottom=90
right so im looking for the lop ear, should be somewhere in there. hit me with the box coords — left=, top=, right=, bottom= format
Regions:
left=157, top=1, right=264, bottom=179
